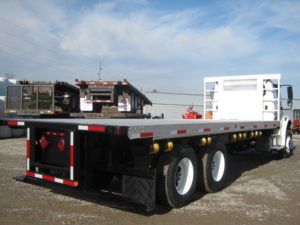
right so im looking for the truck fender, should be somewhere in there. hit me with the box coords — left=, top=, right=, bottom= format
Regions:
left=278, top=115, right=292, bottom=146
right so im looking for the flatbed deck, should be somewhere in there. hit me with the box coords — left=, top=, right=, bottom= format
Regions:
left=4, top=118, right=280, bottom=140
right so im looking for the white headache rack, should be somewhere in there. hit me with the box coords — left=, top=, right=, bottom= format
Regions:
left=204, top=74, right=281, bottom=121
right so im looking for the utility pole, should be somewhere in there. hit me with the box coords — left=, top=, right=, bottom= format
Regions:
left=97, top=61, right=102, bottom=81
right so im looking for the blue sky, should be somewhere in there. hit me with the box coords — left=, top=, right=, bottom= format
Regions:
left=0, top=0, right=299, bottom=95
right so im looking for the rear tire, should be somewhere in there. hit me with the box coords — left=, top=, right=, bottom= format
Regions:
left=255, top=135, right=271, bottom=152
left=157, top=145, right=198, bottom=208
left=198, top=143, right=228, bottom=193
left=95, top=171, right=114, bottom=188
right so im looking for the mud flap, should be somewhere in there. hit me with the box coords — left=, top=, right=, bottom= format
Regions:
left=122, top=175, right=156, bottom=211
left=13, top=175, right=27, bottom=182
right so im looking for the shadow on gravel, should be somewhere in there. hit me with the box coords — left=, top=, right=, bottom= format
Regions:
left=184, top=148, right=283, bottom=208
left=225, top=148, right=282, bottom=186
left=14, top=148, right=283, bottom=216
left=16, top=175, right=171, bottom=216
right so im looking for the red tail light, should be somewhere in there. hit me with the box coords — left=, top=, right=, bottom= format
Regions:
left=57, top=138, right=65, bottom=152
left=39, top=136, right=49, bottom=150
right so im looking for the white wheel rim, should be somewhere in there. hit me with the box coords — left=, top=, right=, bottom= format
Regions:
left=175, top=158, right=194, bottom=195
left=286, top=136, right=292, bottom=153
left=212, top=151, right=225, bottom=182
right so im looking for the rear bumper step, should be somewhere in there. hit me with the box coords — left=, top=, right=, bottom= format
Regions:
left=32, top=162, right=70, bottom=173
left=26, top=171, right=79, bottom=187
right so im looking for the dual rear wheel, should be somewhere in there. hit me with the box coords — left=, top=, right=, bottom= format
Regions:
left=157, top=143, right=228, bottom=208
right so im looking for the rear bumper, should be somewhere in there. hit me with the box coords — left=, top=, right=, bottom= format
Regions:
left=26, top=171, right=79, bottom=187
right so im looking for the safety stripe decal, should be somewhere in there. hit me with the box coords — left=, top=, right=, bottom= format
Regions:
left=140, top=132, right=153, bottom=138
left=204, top=128, right=211, bottom=132
left=177, top=130, right=187, bottom=134
left=7, top=121, right=25, bottom=126
left=26, top=128, right=30, bottom=171
left=224, top=127, right=230, bottom=131
left=170, top=130, right=188, bottom=135
left=70, top=131, right=74, bottom=180
left=26, top=171, right=79, bottom=187
left=78, top=125, right=105, bottom=132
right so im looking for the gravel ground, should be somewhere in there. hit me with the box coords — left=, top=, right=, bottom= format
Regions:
left=0, top=136, right=299, bottom=225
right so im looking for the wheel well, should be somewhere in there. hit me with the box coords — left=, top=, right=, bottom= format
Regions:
left=287, top=120, right=292, bottom=130
left=153, top=140, right=197, bottom=168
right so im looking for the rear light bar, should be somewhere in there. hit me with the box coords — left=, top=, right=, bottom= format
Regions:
left=44, top=132, right=65, bottom=136
left=26, top=171, right=79, bottom=187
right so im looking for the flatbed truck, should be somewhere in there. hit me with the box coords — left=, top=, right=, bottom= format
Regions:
left=3, top=74, right=294, bottom=210
left=4, top=79, right=152, bottom=119
left=4, top=80, right=79, bottom=117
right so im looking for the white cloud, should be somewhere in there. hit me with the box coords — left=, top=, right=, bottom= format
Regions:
left=59, top=3, right=257, bottom=64
left=0, top=0, right=299, bottom=94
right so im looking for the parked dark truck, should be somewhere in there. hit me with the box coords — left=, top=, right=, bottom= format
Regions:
left=3, top=74, right=295, bottom=211
left=4, top=79, right=152, bottom=119
left=5, top=81, right=79, bottom=117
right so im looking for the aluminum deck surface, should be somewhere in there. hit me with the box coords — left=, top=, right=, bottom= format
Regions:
left=3, top=118, right=280, bottom=140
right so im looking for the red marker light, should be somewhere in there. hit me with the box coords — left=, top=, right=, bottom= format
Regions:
left=39, top=136, right=49, bottom=150
left=57, top=138, right=65, bottom=152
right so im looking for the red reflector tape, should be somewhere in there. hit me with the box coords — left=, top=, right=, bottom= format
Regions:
left=26, top=171, right=79, bottom=187
left=264, top=124, right=268, bottom=128
left=204, top=128, right=211, bottom=132
left=240, top=126, right=245, bottom=129
left=26, top=171, right=35, bottom=177
left=253, top=125, right=258, bottom=128
left=273, top=124, right=278, bottom=127
left=177, top=130, right=187, bottom=134
left=140, top=132, right=154, bottom=138
left=26, top=140, right=30, bottom=158
left=224, top=127, right=230, bottom=131
left=43, top=175, right=55, bottom=182
left=7, top=121, right=17, bottom=126
left=88, top=126, right=105, bottom=132
left=7, top=121, right=24, bottom=126
left=70, top=145, right=74, bottom=167
left=78, top=125, right=105, bottom=132
left=63, top=180, right=78, bottom=186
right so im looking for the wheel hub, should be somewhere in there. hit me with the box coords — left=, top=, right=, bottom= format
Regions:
left=286, top=136, right=293, bottom=153
left=211, top=151, right=225, bottom=182
left=174, top=158, right=194, bottom=195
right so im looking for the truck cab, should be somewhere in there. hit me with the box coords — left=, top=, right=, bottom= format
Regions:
left=204, top=74, right=293, bottom=154
left=204, top=74, right=293, bottom=121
